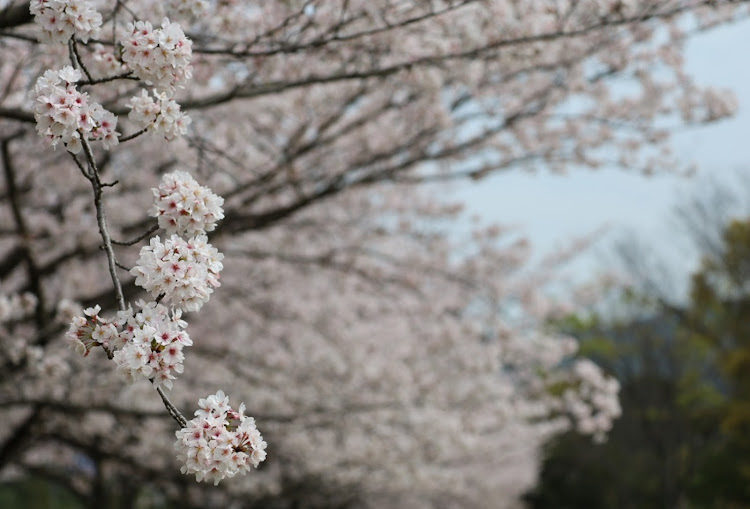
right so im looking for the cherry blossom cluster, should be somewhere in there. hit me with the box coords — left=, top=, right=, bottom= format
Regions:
left=128, top=89, right=192, bottom=141
left=55, top=298, right=82, bottom=323
left=64, top=305, right=121, bottom=357
left=174, top=391, right=267, bottom=485
left=0, top=293, right=38, bottom=323
left=165, top=0, right=210, bottom=18
left=7, top=338, right=69, bottom=378
left=65, top=301, right=191, bottom=389
left=30, top=0, right=102, bottom=44
left=91, top=44, right=126, bottom=76
left=0, top=295, right=65, bottom=377
left=563, top=359, right=622, bottom=441
left=30, top=67, right=119, bottom=153
left=121, top=18, right=193, bottom=94
left=113, top=300, right=192, bottom=390
left=130, top=234, right=224, bottom=312
left=149, top=171, right=225, bottom=236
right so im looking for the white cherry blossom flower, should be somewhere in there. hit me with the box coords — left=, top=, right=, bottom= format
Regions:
left=128, top=89, right=191, bottom=141
left=30, top=67, right=119, bottom=153
left=113, top=300, right=192, bottom=389
left=30, top=0, right=102, bottom=44
left=149, top=171, right=224, bottom=236
left=130, top=235, right=224, bottom=312
left=121, top=18, right=192, bottom=94
left=175, top=391, right=267, bottom=485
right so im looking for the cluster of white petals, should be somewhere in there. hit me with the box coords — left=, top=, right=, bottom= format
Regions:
left=121, top=18, right=192, bottom=94
left=55, top=298, right=81, bottom=322
left=31, top=67, right=119, bottom=153
left=30, top=0, right=102, bottom=44
left=564, top=359, right=622, bottom=441
left=165, top=0, right=210, bottom=18
left=175, top=391, right=267, bottom=485
left=65, top=305, right=120, bottom=357
left=149, top=171, right=224, bottom=236
left=130, top=234, right=223, bottom=312
left=113, top=300, right=192, bottom=389
left=128, top=89, right=191, bottom=141
left=0, top=293, right=38, bottom=322
left=91, top=44, right=126, bottom=76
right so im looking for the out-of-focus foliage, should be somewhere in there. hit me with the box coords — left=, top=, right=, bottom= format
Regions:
left=0, top=479, right=82, bottom=509
left=527, top=217, right=750, bottom=508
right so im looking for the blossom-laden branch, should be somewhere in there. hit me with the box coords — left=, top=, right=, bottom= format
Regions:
left=3, top=0, right=744, bottom=505
left=19, top=0, right=265, bottom=485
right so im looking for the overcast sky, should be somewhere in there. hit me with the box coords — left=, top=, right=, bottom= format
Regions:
left=454, top=18, right=750, bottom=287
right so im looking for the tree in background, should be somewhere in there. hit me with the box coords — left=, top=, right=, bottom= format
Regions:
left=527, top=215, right=750, bottom=509
left=525, top=308, right=723, bottom=508
left=682, top=218, right=750, bottom=505
left=0, top=0, right=746, bottom=507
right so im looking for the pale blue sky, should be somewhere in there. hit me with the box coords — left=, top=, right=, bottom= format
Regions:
left=454, top=19, right=750, bottom=284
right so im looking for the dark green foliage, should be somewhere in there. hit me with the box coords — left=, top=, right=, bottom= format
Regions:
left=528, top=218, right=750, bottom=509
left=0, top=478, right=83, bottom=509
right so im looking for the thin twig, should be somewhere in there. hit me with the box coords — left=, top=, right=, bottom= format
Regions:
left=81, top=138, right=126, bottom=311
left=69, top=38, right=94, bottom=83
left=115, top=0, right=138, bottom=20
left=157, top=386, right=187, bottom=427
left=81, top=71, right=138, bottom=86
left=119, top=127, right=148, bottom=143
left=111, top=224, right=159, bottom=246
left=69, top=152, right=91, bottom=178
left=114, top=259, right=130, bottom=271
left=78, top=137, right=187, bottom=428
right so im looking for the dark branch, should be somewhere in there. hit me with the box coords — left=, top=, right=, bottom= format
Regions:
left=0, top=107, right=35, bottom=123
left=0, top=406, right=41, bottom=468
left=2, top=134, right=47, bottom=328
left=0, top=3, right=33, bottom=30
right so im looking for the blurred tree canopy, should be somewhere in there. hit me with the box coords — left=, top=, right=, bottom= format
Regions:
left=526, top=217, right=750, bottom=509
